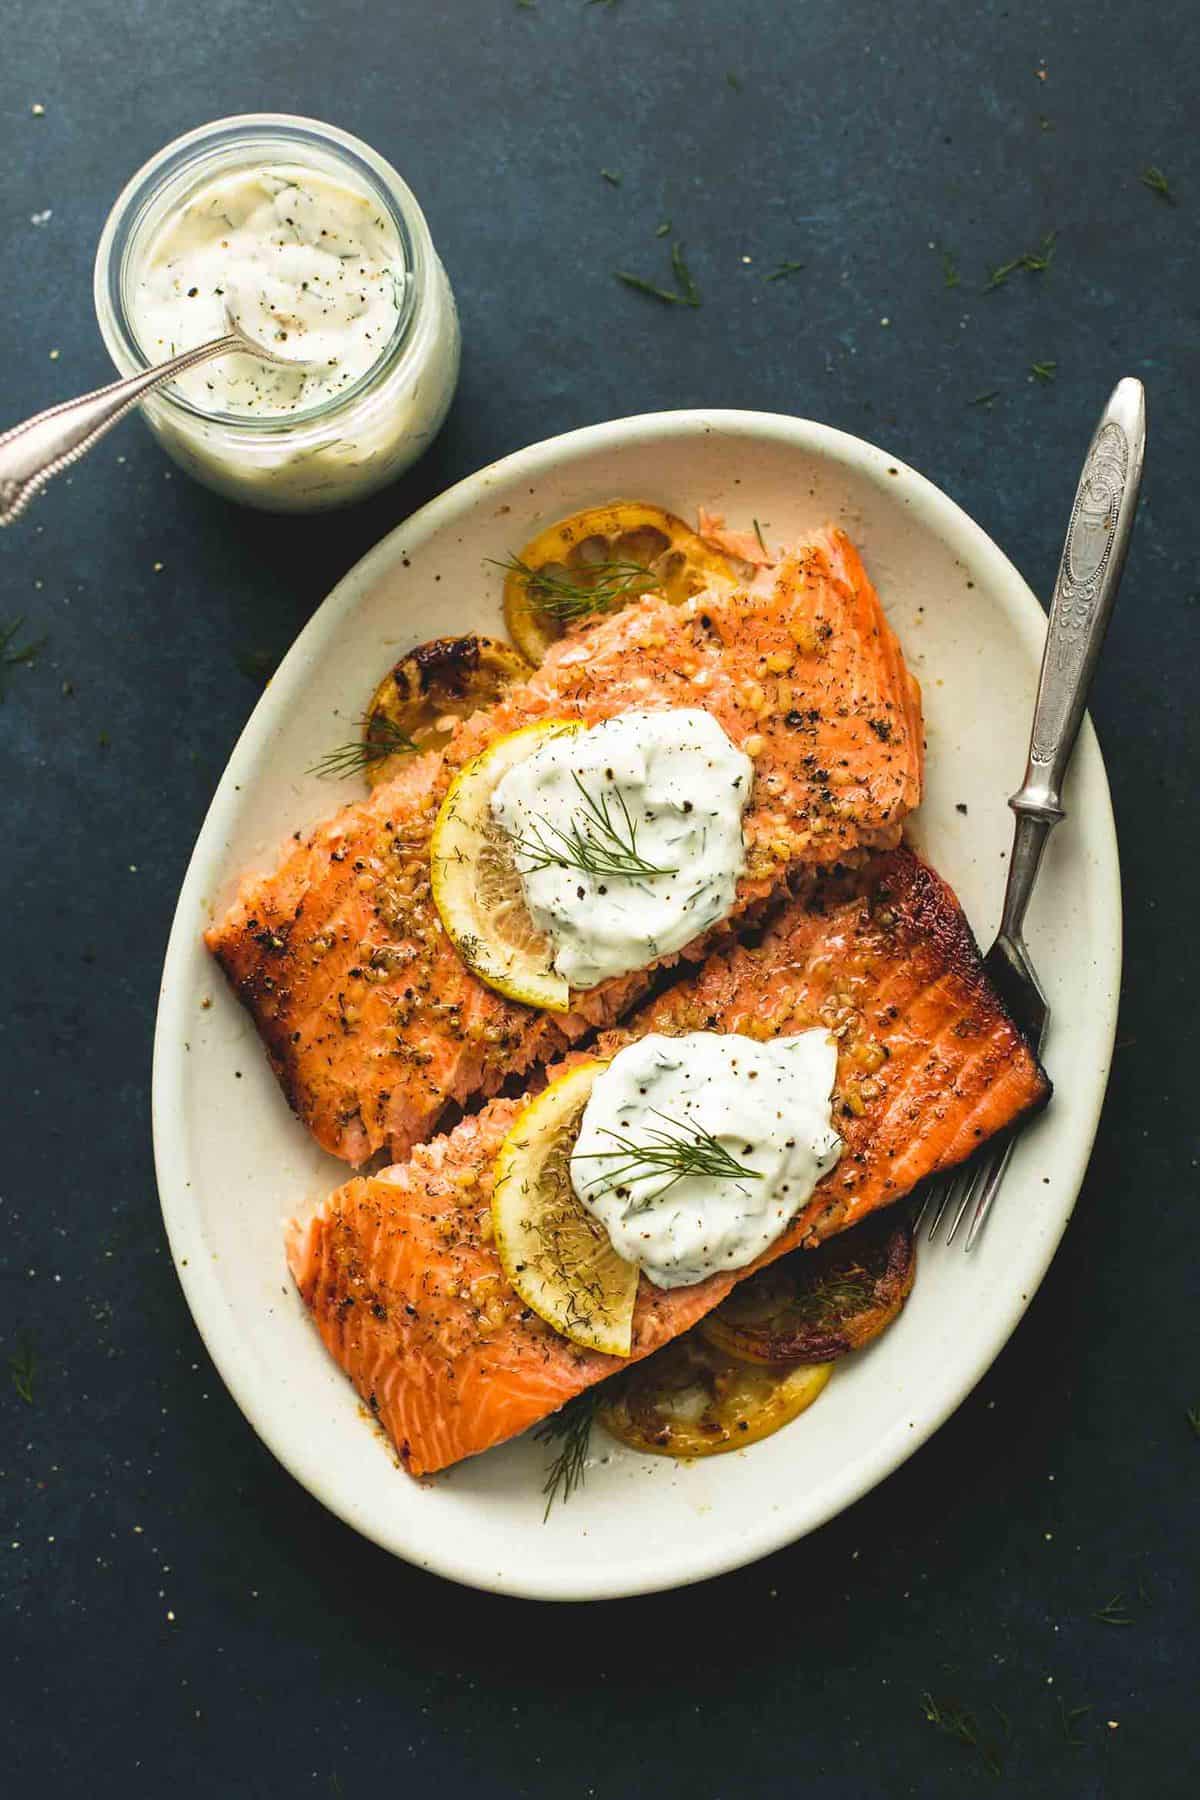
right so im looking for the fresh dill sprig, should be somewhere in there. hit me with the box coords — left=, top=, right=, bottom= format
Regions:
left=764, top=260, right=805, bottom=283
left=615, top=240, right=701, bottom=307
left=1058, top=1698, right=1091, bottom=1747
left=985, top=230, right=1056, bottom=291
left=970, top=389, right=1000, bottom=406
left=534, top=1389, right=599, bottom=1518
left=0, top=618, right=46, bottom=701
left=512, top=774, right=677, bottom=880
left=492, top=555, right=657, bottom=622
left=309, top=715, right=417, bottom=780
left=1030, top=360, right=1057, bottom=383
left=8, top=1333, right=35, bottom=1405
left=941, top=248, right=961, bottom=289
left=1091, top=1593, right=1132, bottom=1627
left=1140, top=165, right=1175, bottom=204
left=575, top=1109, right=762, bottom=1201
left=919, top=1693, right=1003, bottom=1777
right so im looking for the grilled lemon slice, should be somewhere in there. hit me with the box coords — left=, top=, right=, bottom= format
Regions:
left=430, top=720, right=577, bottom=1012
left=598, top=1336, right=832, bottom=1457
left=492, top=1059, right=639, bottom=1356
left=502, top=500, right=743, bottom=664
left=362, top=634, right=530, bottom=785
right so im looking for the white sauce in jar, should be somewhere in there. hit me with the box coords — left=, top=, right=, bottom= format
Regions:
left=129, top=165, right=404, bottom=415
left=490, top=709, right=753, bottom=989
left=570, top=1032, right=843, bottom=1289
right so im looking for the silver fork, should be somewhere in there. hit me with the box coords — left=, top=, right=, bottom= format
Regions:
left=922, top=375, right=1145, bottom=1250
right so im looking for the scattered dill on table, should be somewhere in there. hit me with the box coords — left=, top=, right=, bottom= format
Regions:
left=941, top=248, right=961, bottom=289
left=1187, top=1404, right=1200, bottom=1438
left=535, top=1389, right=600, bottom=1518
left=1091, top=1593, right=1132, bottom=1627
left=1030, top=360, right=1057, bottom=383
left=726, top=71, right=743, bottom=91
left=1140, top=165, right=1175, bottom=204
left=919, top=1693, right=1003, bottom=1776
left=8, top=1333, right=35, bottom=1405
left=655, top=219, right=672, bottom=237
left=764, top=260, right=805, bottom=282
left=1058, top=1698, right=1091, bottom=1747
left=0, top=618, right=46, bottom=700
left=985, top=231, right=1056, bottom=291
left=615, top=241, right=701, bottom=307
left=309, top=715, right=417, bottom=780
left=970, top=390, right=1000, bottom=407
left=601, top=168, right=622, bottom=186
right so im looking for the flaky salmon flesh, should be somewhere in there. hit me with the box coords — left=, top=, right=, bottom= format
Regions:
left=286, top=849, right=1050, bottom=1478
left=206, top=528, right=923, bottom=1163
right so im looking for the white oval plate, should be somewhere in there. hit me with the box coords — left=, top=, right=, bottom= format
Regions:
left=153, top=410, right=1120, bottom=1601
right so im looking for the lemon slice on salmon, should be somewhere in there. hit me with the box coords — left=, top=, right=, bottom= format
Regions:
left=492, top=1059, right=640, bottom=1356
left=502, top=500, right=743, bottom=665
left=430, top=720, right=576, bottom=1012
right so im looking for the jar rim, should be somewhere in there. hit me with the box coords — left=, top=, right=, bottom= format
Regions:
left=93, top=114, right=433, bottom=434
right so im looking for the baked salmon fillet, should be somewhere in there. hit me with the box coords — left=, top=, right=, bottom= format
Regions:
left=207, top=528, right=923, bottom=1164
left=286, top=849, right=1049, bottom=1477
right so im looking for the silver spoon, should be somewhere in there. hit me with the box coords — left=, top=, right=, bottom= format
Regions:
left=0, top=306, right=312, bottom=527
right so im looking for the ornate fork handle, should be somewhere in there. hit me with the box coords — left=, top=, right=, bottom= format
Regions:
left=1002, top=378, right=1146, bottom=941
left=0, top=333, right=243, bottom=527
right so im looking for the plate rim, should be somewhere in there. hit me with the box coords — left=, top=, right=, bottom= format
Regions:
left=152, top=406, right=1121, bottom=1601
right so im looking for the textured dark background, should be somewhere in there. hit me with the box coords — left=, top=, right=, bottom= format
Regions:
left=2, top=2, right=1197, bottom=1795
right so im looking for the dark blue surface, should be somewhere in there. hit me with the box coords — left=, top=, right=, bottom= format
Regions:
left=2, top=3, right=1198, bottom=1795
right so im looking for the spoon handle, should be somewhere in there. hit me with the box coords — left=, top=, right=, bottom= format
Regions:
left=0, top=333, right=242, bottom=527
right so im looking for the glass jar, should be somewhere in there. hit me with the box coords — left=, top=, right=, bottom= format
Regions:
left=94, top=114, right=460, bottom=512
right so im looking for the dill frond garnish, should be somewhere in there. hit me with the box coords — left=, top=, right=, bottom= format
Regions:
left=615, top=240, right=701, bottom=307
left=309, top=714, right=417, bottom=780
left=919, top=1693, right=1003, bottom=1776
left=535, top=1388, right=599, bottom=1518
left=0, top=618, right=46, bottom=701
left=985, top=231, right=1056, bottom=290
left=575, top=1110, right=762, bottom=1201
left=511, top=774, right=677, bottom=879
left=492, top=555, right=657, bottom=622
left=1140, top=165, right=1175, bottom=204
left=8, top=1333, right=35, bottom=1405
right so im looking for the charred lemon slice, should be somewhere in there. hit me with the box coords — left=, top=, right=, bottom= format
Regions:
left=430, top=720, right=577, bottom=1012
left=362, top=634, right=530, bottom=786
left=501, top=500, right=743, bottom=664
left=492, top=1059, right=640, bottom=1356
left=598, top=1335, right=832, bottom=1458
left=700, top=1211, right=916, bottom=1365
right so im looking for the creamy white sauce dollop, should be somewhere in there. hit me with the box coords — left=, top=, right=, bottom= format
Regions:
left=570, top=1031, right=843, bottom=1290
left=490, top=709, right=753, bottom=989
left=130, top=164, right=404, bottom=415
